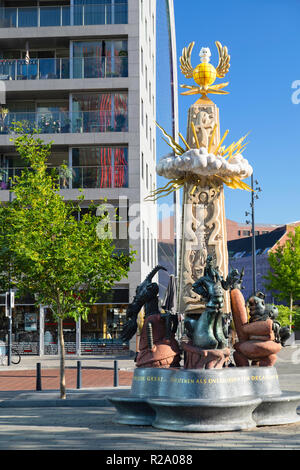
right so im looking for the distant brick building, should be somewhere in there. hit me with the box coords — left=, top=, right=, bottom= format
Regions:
left=228, top=222, right=300, bottom=303
left=158, top=216, right=175, bottom=296
left=158, top=216, right=300, bottom=303
left=226, top=219, right=281, bottom=241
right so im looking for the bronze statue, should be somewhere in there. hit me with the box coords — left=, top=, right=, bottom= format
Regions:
left=231, top=281, right=290, bottom=367
left=121, top=266, right=181, bottom=368
left=184, top=255, right=240, bottom=350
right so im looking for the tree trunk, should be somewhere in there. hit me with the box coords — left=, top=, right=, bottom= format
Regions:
left=289, top=292, right=294, bottom=333
left=59, top=317, right=66, bottom=399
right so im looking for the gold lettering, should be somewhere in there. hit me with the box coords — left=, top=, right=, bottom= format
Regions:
left=133, top=376, right=145, bottom=381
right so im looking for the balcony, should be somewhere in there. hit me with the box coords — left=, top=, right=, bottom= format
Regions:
left=0, top=110, right=128, bottom=135
left=0, top=56, right=128, bottom=81
left=0, top=3, right=128, bottom=28
left=0, top=165, right=128, bottom=190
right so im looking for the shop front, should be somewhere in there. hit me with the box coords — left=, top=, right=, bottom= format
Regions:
left=0, top=287, right=130, bottom=356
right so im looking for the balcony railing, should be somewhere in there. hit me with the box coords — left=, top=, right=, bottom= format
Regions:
left=0, top=110, right=128, bottom=134
left=0, top=3, right=128, bottom=28
left=0, top=165, right=128, bottom=190
left=0, top=56, right=128, bottom=81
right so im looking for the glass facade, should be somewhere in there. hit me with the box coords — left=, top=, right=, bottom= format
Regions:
left=0, top=1, right=128, bottom=28
left=44, top=308, right=77, bottom=355
left=72, top=92, right=128, bottom=133
left=0, top=301, right=40, bottom=355
left=0, top=287, right=129, bottom=356
left=0, top=146, right=128, bottom=190
left=72, top=146, right=128, bottom=188
left=0, top=92, right=128, bottom=135
left=0, top=40, right=128, bottom=81
left=0, top=58, right=70, bottom=81
left=73, top=39, right=128, bottom=78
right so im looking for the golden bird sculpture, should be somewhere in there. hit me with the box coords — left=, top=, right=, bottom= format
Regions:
left=180, top=41, right=230, bottom=97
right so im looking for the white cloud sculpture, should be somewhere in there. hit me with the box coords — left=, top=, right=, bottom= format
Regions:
left=156, top=147, right=253, bottom=181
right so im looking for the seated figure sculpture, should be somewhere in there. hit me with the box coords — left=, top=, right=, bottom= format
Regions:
left=121, top=265, right=181, bottom=368
left=231, top=282, right=291, bottom=367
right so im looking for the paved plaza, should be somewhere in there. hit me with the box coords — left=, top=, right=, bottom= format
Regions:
left=0, top=345, right=299, bottom=451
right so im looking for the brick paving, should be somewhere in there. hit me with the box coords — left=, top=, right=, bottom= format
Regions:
left=0, top=367, right=134, bottom=391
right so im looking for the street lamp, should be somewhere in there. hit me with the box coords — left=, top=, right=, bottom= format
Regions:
left=245, top=174, right=262, bottom=295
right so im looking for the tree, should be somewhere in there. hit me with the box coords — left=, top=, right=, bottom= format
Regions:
left=0, top=124, right=135, bottom=398
left=264, top=227, right=300, bottom=329
left=273, top=305, right=293, bottom=328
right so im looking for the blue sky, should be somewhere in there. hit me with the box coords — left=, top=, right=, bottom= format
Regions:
left=156, top=0, right=300, bottom=225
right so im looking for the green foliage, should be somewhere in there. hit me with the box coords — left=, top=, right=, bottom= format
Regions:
left=273, top=305, right=293, bottom=328
left=0, top=124, right=135, bottom=397
left=264, top=226, right=300, bottom=309
left=1, top=123, right=135, bottom=321
left=293, top=307, right=300, bottom=330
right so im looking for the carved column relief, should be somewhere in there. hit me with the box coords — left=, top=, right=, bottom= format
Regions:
left=178, top=98, right=230, bottom=315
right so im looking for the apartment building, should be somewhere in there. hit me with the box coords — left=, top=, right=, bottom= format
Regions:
left=0, top=0, right=171, bottom=356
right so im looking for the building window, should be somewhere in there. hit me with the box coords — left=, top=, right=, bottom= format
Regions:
left=141, top=98, right=144, bottom=126
left=146, top=163, right=149, bottom=189
left=141, top=47, right=144, bottom=74
left=141, top=152, right=144, bottom=179
left=147, top=227, right=150, bottom=265
left=71, top=146, right=128, bottom=188
left=151, top=234, right=153, bottom=268
left=81, top=303, right=129, bottom=346
left=0, top=0, right=128, bottom=29
left=73, top=39, right=128, bottom=79
left=142, top=221, right=145, bottom=262
left=145, top=65, right=148, bottom=89
left=72, top=92, right=128, bottom=132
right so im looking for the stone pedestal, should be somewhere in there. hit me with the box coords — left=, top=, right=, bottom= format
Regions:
left=108, top=366, right=300, bottom=431
left=178, top=97, right=229, bottom=316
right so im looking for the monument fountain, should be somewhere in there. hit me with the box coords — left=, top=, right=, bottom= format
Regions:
left=109, top=40, right=300, bottom=431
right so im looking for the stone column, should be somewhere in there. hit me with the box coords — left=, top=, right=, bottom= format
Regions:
left=178, top=96, right=229, bottom=315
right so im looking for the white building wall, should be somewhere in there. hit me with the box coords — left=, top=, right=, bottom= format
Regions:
left=137, top=0, right=158, bottom=285
left=0, top=0, right=173, bottom=312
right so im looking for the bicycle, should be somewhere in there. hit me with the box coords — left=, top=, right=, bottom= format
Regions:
left=0, top=347, right=21, bottom=366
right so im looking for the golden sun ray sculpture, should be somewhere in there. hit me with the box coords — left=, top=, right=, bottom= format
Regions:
left=145, top=122, right=253, bottom=202
left=180, top=41, right=230, bottom=97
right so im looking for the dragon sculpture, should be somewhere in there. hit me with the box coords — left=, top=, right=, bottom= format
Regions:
left=121, top=265, right=181, bottom=368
